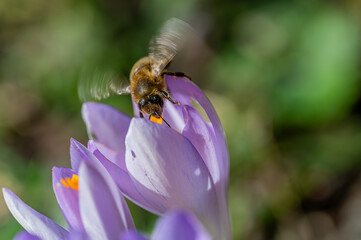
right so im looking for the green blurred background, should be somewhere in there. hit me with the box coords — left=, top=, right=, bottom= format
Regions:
left=1, top=0, right=361, bottom=239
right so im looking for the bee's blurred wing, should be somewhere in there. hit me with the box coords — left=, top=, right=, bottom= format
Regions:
left=149, top=18, right=194, bottom=76
left=78, top=69, right=130, bottom=102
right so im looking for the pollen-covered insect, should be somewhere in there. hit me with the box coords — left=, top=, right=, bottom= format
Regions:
left=79, top=18, right=192, bottom=127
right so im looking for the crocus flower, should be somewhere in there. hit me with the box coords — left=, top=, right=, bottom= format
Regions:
left=118, top=211, right=211, bottom=240
left=4, top=157, right=212, bottom=240
left=150, top=210, right=211, bottom=240
left=81, top=75, right=231, bottom=239
left=3, top=158, right=134, bottom=240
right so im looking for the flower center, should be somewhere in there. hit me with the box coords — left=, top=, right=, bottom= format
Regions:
left=60, top=174, right=79, bottom=190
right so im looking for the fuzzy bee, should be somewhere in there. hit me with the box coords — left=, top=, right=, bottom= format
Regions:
left=79, top=18, right=192, bottom=127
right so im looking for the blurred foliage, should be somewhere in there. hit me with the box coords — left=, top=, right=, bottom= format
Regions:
left=1, top=0, right=361, bottom=239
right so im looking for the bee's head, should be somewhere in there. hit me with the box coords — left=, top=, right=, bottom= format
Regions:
left=138, top=94, right=164, bottom=118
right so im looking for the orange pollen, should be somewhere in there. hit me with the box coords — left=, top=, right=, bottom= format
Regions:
left=150, top=115, right=163, bottom=125
left=60, top=174, right=79, bottom=191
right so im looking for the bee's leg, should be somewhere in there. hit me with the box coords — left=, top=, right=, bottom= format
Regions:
left=152, top=112, right=172, bottom=128
left=139, top=112, right=144, bottom=118
left=161, top=90, right=180, bottom=105
left=161, top=71, right=192, bottom=80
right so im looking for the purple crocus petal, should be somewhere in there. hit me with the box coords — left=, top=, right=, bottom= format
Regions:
left=2, top=189, right=67, bottom=240
left=161, top=100, right=186, bottom=132
left=151, top=211, right=211, bottom=240
left=52, top=167, right=83, bottom=231
left=79, top=161, right=134, bottom=240
left=125, top=119, right=221, bottom=237
left=120, top=230, right=149, bottom=240
left=70, top=139, right=82, bottom=171
left=182, top=105, right=219, bottom=188
left=182, top=105, right=232, bottom=238
left=92, top=149, right=160, bottom=214
left=70, top=138, right=100, bottom=171
left=82, top=102, right=131, bottom=154
left=87, top=140, right=97, bottom=153
left=72, top=138, right=156, bottom=213
left=70, top=139, right=135, bottom=236
left=166, top=75, right=229, bottom=187
left=14, top=231, right=40, bottom=240
left=168, top=76, right=232, bottom=239
left=89, top=140, right=126, bottom=170
left=66, top=231, right=89, bottom=240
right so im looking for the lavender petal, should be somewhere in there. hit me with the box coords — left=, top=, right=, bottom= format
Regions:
left=182, top=105, right=219, bottom=188
left=166, top=75, right=229, bottom=188
left=120, top=230, right=149, bottom=240
left=161, top=100, right=186, bottom=132
left=79, top=161, right=134, bottom=240
left=125, top=119, right=221, bottom=237
left=89, top=140, right=126, bottom=170
left=70, top=138, right=100, bottom=171
left=52, top=167, right=83, bottom=231
left=92, top=149, right=160, bottom=215
left=2, top=189, right=67, bottom=240
left=151, top=211, right=211, bottom=240
left=66, top=231, right=89, bottom=240
left=82, top=102, right=131, bottom=156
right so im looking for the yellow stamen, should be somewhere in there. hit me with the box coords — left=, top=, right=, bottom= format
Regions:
left=61, top=174, right=79, bottom=191
left=150, top=115, right=163, bottom=125
left=60, top=178, right=69, bottom=187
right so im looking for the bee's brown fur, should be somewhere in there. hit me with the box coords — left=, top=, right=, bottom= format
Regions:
left=129, top=56, right=166, bottom=104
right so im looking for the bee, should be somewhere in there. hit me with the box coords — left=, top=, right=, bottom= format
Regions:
left=79, top=18, right=192, bottom=127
